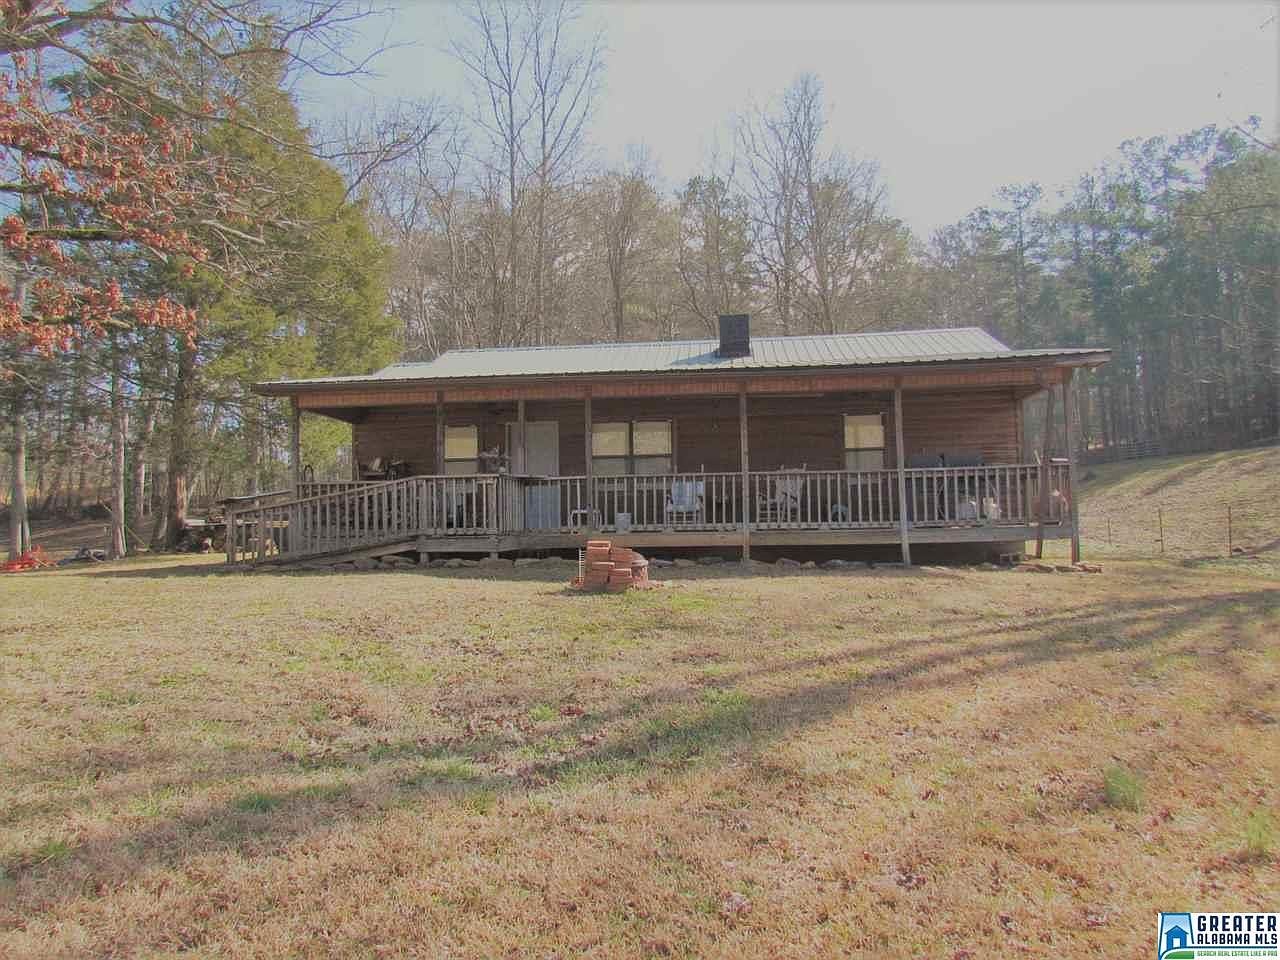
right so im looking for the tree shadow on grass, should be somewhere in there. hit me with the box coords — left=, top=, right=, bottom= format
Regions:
left=2, top=585, right=1274, bottom=927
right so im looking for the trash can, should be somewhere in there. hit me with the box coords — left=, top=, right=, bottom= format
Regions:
left=615, top=511, right=632, bottom=533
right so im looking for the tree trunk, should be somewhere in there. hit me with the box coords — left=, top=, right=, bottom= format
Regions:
left=131, top=402, right=156, bottom=535
left=8, top=392, right=29, bottom=560
left=107, top=335, right=128, bottom=559
left=164, top=335, right=197, bottom=549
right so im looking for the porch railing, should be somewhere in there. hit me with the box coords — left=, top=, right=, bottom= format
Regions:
left=296, top=480, right=379, bottom=499
left=593, top=472, right=743, bottom=532
left=226, top=463, right=1070, bottom=564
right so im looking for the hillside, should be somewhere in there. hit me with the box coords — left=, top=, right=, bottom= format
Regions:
left=1077, top=446, right=1279, bottom=559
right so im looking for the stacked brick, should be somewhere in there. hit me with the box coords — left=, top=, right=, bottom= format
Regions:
left=572, top=540, right=652, bottom=593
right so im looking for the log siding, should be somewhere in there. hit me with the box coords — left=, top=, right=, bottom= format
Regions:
left=351, top=388, right=1021, bottom=479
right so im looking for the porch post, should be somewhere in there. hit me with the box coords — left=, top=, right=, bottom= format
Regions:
left=1035, top=382, right=1056, bottom=559
left=583, top=389, right=593, bottom=530
left=434, top=390, right=445, bottom=474
left=739, top=382, right=750, bottom=560
left=1063, top=368, right=1082, bottom=563
left=893, top=382, right=911, bottom=566
left=289, top=398, right=301, bottom=494
left=350, top=422, right=359, bottom=481
left=515, top=398, right=526, bottom=474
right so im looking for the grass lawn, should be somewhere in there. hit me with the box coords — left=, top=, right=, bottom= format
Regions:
left=1077, top=446, right=1279, bottom=559
left=1, top=551, right=1277, bottom=958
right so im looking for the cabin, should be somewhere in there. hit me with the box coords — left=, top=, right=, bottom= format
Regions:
left=233, top=317, right=1109, bottom=567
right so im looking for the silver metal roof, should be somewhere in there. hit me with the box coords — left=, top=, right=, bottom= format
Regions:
left=258, top=327, right=1109, bottom=391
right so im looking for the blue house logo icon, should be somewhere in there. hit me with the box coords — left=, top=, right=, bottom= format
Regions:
left=1159, top=913, right=1193, bottom=958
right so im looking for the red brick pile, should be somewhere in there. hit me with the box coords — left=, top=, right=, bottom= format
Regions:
left=572, top=539, right=652, bottom=593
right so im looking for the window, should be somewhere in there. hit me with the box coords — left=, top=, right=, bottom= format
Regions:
left=843, top=414, right=885, bottom=471
left=592, top=420, right=673, bottom=475
left=444, top=424, right=479, bottom=475
left=591, top=422, right=629, bottom=476
left=632, top=421, right=673, bottom=475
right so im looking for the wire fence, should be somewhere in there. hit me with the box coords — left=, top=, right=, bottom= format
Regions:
left=1077, top=502, right=1276, bottom=560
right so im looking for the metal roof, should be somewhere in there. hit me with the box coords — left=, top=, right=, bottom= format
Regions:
left=257, top=327, right=1108, bottom=392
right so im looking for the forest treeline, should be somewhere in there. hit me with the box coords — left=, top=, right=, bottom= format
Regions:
left=2, top=0, right=1276, bottom=557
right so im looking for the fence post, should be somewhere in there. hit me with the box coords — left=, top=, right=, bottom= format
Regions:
left=1227, top=504, right=1232, bottom=555
left=1157, top=506, right=1164, bottom=556
left=1107, top=516, right=1112, bottom=547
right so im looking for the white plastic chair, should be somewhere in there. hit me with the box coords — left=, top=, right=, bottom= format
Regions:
left=665, top=479, right=706, bottom=527
left=759, top=472, right=803, bottom=524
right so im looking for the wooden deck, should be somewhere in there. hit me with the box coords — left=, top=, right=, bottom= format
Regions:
left=226, top=464, right=1071, bottom=565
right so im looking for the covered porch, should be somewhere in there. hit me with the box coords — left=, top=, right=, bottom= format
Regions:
left=230, top=372, right=1085, bottom=566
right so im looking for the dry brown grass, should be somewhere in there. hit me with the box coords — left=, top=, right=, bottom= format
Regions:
left=1077, top=446, right=1279, bottom=559
left=1, top=549, right=1277, bottom=958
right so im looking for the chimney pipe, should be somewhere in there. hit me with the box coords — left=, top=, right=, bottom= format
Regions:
left=717, top=314, right=751, bottom=358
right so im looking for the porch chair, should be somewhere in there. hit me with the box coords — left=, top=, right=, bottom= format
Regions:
left=757, top=470, right=803, bottom=525
left=665, top=479, right=706, bottom=528
left=359, top=457, right=387, bottom=481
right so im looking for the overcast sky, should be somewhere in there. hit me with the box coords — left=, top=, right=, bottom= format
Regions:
left=300, top=1, right=1278, bottom=237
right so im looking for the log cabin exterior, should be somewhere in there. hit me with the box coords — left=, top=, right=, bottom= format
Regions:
left=237, top=319, right=1109, bottom=566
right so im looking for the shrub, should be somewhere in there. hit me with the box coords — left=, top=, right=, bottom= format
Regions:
left=1103, top=766, right=1144, bottom=812
left=1243, top=808, right=1274, bottom=861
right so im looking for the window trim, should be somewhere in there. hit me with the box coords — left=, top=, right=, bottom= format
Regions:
left=444, top=423, right=480, bottom=474
left=591, top=419, right=674, bottom=475
left=843, top=413, right=886, bottom=472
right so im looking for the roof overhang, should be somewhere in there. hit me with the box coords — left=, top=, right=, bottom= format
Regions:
left=254, top=348, right=1110, bottom=404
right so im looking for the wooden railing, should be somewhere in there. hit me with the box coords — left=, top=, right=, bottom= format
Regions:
left=227, top=474, right=524, bottom=564
left=594, top=473, right=743, bottom=532
left=517, top=476, right=592, bottom=533
left=749, top=470, right=896, bottom=529
left=903, top=463, right=1068, bottom=527
left=296, top=480, right=379, bottom=499
left=226, top=464, right=1070, bottom=564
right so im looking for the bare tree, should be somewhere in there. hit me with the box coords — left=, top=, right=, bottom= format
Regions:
left=675, top=151, right=754, bottom=335
left=738, top=74, right=893, bottom=334
left=593, top=146, right=664, bottom=339
left=452, top=0, right=602, bottom=346
left=736, top=74, right=822, bottom=332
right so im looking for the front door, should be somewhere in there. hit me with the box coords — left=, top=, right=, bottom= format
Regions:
left=508, top=420, right=561, bottom=528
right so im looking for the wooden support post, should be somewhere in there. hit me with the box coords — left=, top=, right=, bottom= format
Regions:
left=516, top=398, right=526, bottom=475
left=350, top=422, right=360, bottom=481
left=1063, top=368, right=1081, bottom=563
left=893, top=383, right=911, bottom=567
left=255, top=498, right=266, bottom=564
left=739, top=383, right=750, bottom=561
left=1035, top=383, right=1056, bottom=559
left=289, top=398, right=302, bottom=494
left=434, top=391, right=445, bottom=475
left=225, top=508, right=236, bottom=564
left=583, top=390, right=593, bottom=530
